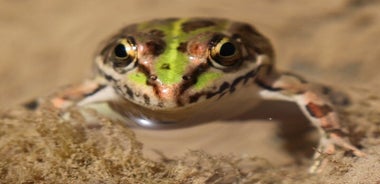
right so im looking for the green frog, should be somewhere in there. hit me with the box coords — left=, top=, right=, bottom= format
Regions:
left=28, top=18, right=365, bottom=173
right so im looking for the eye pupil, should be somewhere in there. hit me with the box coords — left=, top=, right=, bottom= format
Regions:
left=114, top=44, right=128, bottom=58
left=110, top=38, right=138, bottom=69
left=219, top=42, right=236, bottom=57
left=208, top=36, right=243, bottom=69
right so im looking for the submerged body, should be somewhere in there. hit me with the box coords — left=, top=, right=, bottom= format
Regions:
left=36, top=18, right=364, bottom=173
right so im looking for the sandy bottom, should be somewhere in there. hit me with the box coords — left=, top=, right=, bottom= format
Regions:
left=1, top=0, right=380, bottom=183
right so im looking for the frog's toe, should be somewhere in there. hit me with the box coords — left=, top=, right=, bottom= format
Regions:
left=329, top=132, right=366, bottom=157
left=309, top=134, right=366, bottom=173
left=309, top=139, right=335, bottom=173
left=309, top=156, right=328, bottom=174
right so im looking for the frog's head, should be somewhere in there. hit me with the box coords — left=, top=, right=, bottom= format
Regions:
left=95, top=18, right=274, bottom=109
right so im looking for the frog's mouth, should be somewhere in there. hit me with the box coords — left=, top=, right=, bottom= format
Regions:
left=108, top=70, right=263, bottom=129
left=179, top=68, right=260, bottom=106
left=119, top=66, right=261, bottom=110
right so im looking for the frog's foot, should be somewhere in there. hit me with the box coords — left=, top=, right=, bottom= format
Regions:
left=256, top=71, right=366, bottom=173
left=309, top=132, right=366, bottom=173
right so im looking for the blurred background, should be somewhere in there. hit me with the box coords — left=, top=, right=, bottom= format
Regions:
left=1, top=0, right=380, bottom=108
left=1, top=0, right=379, bottom=166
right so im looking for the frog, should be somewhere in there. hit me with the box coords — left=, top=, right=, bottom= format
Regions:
left=26, top=18, right=365, bottom=173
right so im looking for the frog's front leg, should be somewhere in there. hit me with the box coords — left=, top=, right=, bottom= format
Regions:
left=46, top=78, right=128, bottom=123
left=255, top=71, right=365, bottom=173
left=48, top=79, right=107, bottom=109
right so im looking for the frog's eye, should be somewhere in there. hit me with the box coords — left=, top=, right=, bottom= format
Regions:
left=208, top=36, right=242, bottom=69
left=110, top=37, right=138, bottom=70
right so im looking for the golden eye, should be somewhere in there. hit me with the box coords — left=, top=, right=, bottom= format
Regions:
left=209, top=36, right=242, bottom=69
left=111, top=37, right=138, bottom=70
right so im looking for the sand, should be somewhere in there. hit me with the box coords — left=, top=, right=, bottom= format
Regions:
left=1, top=0, right=380, bottom=183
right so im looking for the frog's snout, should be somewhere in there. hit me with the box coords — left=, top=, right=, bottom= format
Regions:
left=155, top=84, right=179, bottom=100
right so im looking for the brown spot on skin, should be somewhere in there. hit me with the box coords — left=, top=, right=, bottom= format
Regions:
left=143, top=94, right=150, bottom=105
left=145, top=40, right=165, bottom=56
left=189, top=93, right=203, bottom=103
left=123, top=84, right=134, bottom=99
left=305, top=102, right=334, bottom=118
left=182, top=19, right=216, bottom=33
left=157, top=102, right=164, bottom=108
left=177, top=42, right=188, bottom=52
left=148, top=29, right=165, bottom=38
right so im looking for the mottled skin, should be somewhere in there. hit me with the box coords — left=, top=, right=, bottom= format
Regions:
left=30, top=18, right=365, bottom=173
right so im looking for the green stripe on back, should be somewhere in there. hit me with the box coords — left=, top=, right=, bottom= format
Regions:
left=137, top=18, right=229, bottom=85
left=155, top=19, right=188, bottom=84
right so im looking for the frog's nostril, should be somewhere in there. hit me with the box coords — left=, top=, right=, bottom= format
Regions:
left=147, top=75, right=157, bottom=85
left=149, top=75, right=157, bottom=80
